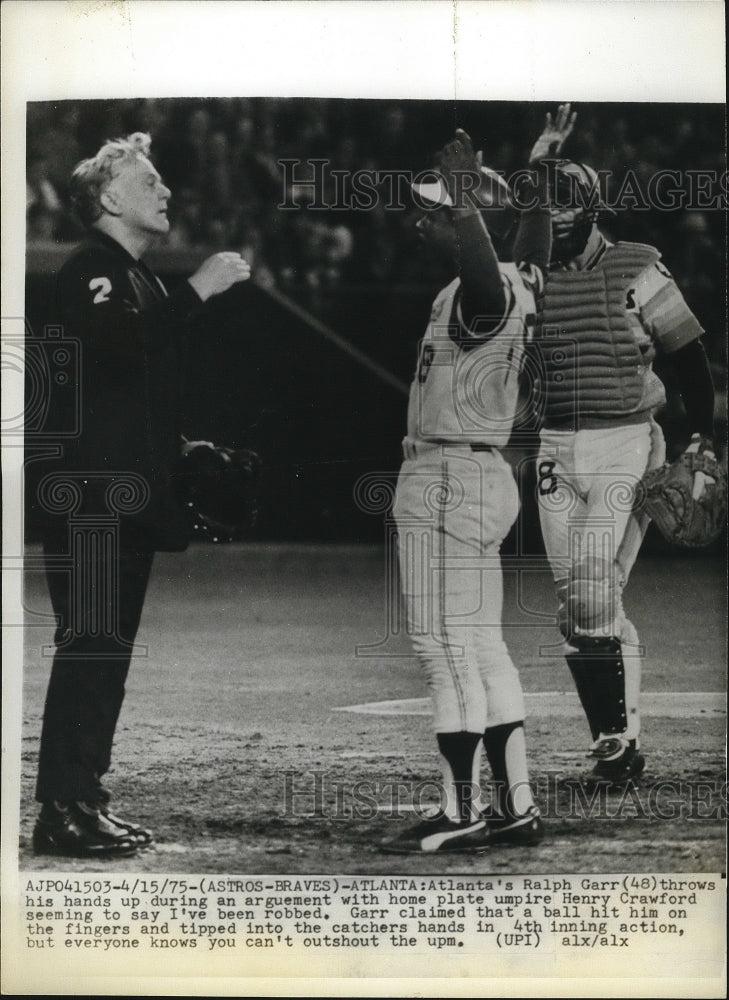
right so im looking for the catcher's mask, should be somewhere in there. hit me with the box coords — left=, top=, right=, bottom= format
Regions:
left=411, top=166, right=517, bottom=241
left=549, top=160, right=614, bottom=264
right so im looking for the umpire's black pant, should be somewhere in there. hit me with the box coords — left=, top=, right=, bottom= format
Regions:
left=36, top=526, right=154, bottom=804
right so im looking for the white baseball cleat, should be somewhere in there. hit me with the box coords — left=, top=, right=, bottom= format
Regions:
left=380, top=813, right=490, bottom=854
left=486, top=805, right=545, bottom=846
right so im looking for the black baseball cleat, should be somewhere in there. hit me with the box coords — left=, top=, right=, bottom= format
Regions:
left=381, top=813, right=490, bottom=854
left=486, top=806, right=545, bottom=846
left=32, top=802, right=139, bottom=858
left=99, top=807, right=154, bottom=847
left=88, top=781, right=154, bottom=845
left=587, top=736, right=645, bottom=784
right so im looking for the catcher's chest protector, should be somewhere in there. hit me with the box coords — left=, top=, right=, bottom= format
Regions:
left=537, top=242, right=660, bottom=426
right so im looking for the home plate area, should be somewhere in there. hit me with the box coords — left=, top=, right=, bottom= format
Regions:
left=335, top=692, right=726, bottom=718
left=19, top=544, right=727, bottom=874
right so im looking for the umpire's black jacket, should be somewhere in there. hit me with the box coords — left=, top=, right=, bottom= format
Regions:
left=50, top=229, right=202, bottom=550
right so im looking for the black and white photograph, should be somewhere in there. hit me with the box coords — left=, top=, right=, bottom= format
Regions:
left=2, top=2, right=726, bottom=996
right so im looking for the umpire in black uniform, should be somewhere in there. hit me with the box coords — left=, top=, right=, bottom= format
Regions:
left=33, top=132, right=251, bottom=857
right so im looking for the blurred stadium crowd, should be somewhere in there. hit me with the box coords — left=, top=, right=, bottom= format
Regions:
left=27, top=97, right=725, bottom=365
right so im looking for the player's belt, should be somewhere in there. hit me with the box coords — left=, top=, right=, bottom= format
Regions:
left=542, top=410, right=652, bottom=433
left=402, top=439, right=495, bottom=460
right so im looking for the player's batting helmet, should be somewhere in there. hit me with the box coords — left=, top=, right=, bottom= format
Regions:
left=411, top=166, right=517, bottom=240
left=550, top=159, right=614, bottom=263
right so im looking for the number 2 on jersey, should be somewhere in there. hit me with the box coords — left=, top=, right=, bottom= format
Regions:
left=89, top=277, right=112, bottom=304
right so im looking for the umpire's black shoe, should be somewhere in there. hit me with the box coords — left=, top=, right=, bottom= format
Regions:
left=99, top=806, right=154, bottom=847
left=33, top=802, right=138, bottom=858
left=486, top=806, right=545, bottom=846
left=588, top=737, right=645, bottom=784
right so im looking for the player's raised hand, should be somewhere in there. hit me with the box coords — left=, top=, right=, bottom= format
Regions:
left=437, top=129, right=482, bottom=209
left=529, top=103, right=577, bottom=165
left=188, top=252, right=252, bottom=302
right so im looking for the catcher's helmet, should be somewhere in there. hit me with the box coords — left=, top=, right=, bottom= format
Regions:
left=549, top=160, right=614, bottom=264
left=411, top=166, right=517, bottom=240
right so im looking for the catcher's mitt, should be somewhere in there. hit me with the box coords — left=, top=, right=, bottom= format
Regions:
left=637, top=446, right=726, bottom=549
left=175, top=443, right=261, bottom=542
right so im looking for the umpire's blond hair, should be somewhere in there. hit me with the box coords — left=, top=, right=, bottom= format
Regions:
left=70, top=132, right=153, bottom=226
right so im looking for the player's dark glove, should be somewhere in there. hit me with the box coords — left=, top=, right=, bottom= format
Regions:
left=636, top=437, right=726, bottom=548
left=174, top=442, right=261, bottom=542
left=435, top=129, right=482, bottom=209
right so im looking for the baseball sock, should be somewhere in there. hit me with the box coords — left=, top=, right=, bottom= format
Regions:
left=483, top=721, right=534, bottom=821
left=436, top=731, right=483, bottom=824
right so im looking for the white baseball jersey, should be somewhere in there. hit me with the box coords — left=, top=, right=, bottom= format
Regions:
left=394, top=260, right=544, bottom=735
left=405, top=263, right=542, bottom=447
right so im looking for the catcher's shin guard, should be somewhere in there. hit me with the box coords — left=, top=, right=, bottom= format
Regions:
left=565, top=638, right=628, bottom=741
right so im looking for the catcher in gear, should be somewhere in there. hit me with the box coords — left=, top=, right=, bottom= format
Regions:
left=525, top=105, right=719, bottom=784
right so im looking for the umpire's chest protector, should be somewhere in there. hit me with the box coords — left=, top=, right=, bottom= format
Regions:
left=53, top=233, right=192, bottom=550
left=537, top=242, right=660, bottom=428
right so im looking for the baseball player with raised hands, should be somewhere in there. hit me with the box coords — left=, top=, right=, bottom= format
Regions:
left=527, top=105, right=718, bottom=784
left=382, top=128, right=551, bottom=853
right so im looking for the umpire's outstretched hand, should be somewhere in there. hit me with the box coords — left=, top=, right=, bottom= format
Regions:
left=188, top=252, right=252, bottom=301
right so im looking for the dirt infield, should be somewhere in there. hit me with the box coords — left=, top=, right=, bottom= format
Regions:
left=18, top=543, right=726, bottom=874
